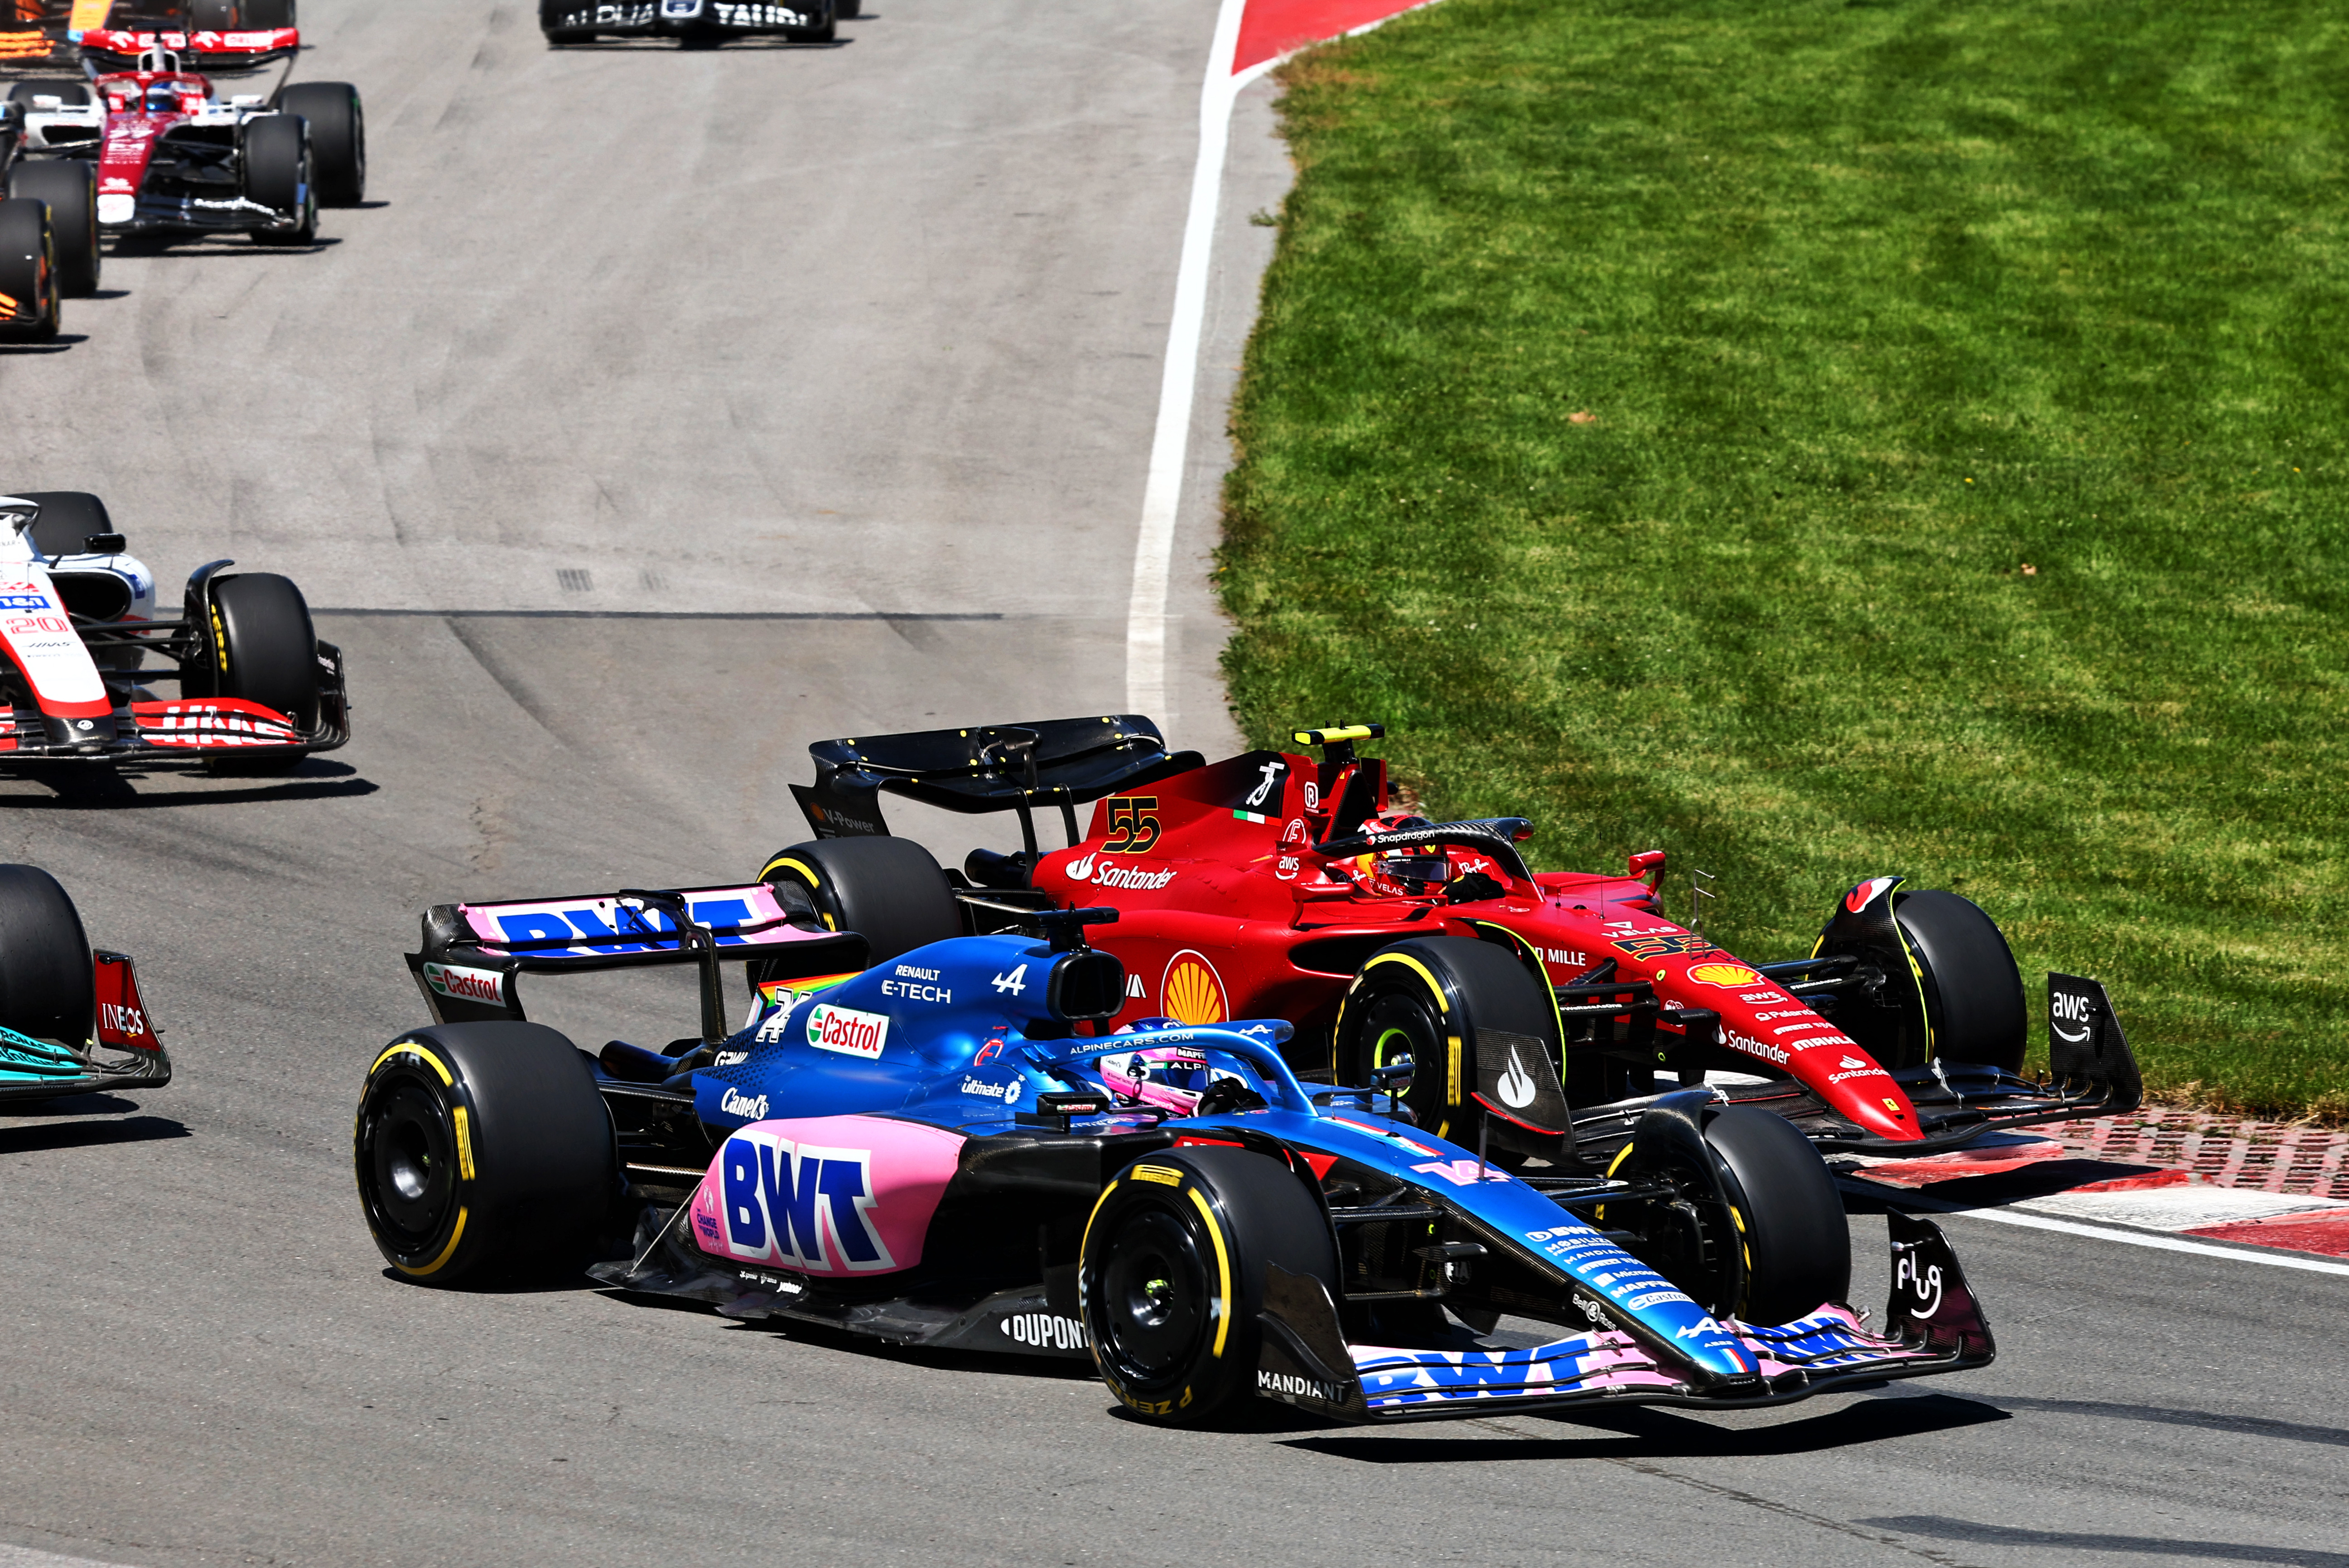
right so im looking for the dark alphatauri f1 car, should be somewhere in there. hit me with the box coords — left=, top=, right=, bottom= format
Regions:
left=0, top=863, right=168, bottom=1105
left=759, top=717, right=2142, bottom=1170
left=540, top=0, right=853, bottom=49
left=356, top=882, right=1992, bottom=1427
left=0, top=491, right=347, bottom=767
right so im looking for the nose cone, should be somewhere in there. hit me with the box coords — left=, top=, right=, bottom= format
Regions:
left=1842, top=1081, right=1920, bottom=1140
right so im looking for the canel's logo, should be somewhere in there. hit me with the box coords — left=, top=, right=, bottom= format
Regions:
left=720, top=1088, right=769, bottom=1120
left=717, top=1129, right=893, bottom=1273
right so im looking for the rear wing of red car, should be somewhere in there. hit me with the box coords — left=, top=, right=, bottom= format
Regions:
left=792, top=714, right=1204, bottom=859
left=406, top=883, right=868, bottom=1043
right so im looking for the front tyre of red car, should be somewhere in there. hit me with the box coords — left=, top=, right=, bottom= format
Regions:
left=243, top=114, right=317, bottom=246
left=0, top=197, right=60, bottom=342
left=1079, top=1147, right=1337, bottom=1426
left=356, top=1022, right=615, bottom=1286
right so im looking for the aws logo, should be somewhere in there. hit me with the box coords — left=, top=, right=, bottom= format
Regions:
left=717, top=1130, right=893, bottom=1274
left=1161, top=952, right=1227, bottom=1025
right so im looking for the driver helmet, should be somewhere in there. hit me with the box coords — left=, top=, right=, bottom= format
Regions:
left=1351, top=812, right=1452, bottom=897
left=144, top=82, right=186, bottom=113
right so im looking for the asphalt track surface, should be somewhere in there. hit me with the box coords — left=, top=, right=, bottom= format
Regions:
left=1, top=3, right=2345, bottom=1565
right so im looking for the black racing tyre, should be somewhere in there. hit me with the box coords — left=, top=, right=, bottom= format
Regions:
left=190, top=0, right=239, bottom=27
left=6, top=159, right=99, bottom=297
left=541, top=0, right=596, bottom=48
left=242, top=0, right=298, bottom=26
left=836, top=0, right=859, bottom=15
left=758, top=837, right=961, bottom=964
left=0, top=197, right=59, bottom=343
left=241, top=114, right=316, bottom=245
left=6, top=81, right=95, bottom=109
left=1080, top=1146, right=1337, bottom=1426
left=1333, top=935, right=1558, bottom=1148
left=1699, top=1105, right=1850, bottom=1325
left=204, top=572, right=323, bottom=736
left=12, top=491, right=115, bottom=561
left=0, top=864, right=94, bottom=1045
left=787, top=1, right=836, bottom=42
left=1896, top=889, right=2027, bottom=1074
left=355, top=1022, right=616, bottom=1284
left=274, top=82, right=364, bottom=206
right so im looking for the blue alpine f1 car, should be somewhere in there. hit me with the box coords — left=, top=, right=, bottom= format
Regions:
left=354, top=879, right=1992, bottom=1425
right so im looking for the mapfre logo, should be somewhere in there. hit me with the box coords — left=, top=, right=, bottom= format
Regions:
left=806, top=1002, right=888, bottom=1059
left=717, top=1129, right=893, bottom=1273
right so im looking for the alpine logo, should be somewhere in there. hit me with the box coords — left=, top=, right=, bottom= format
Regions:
left=717, top=1129, right=894, bottom=1273
left=1001, top=1312, right=1087, bottom=1350
left=806, top=1002, right=888, bottom=1059
left=422, top=962, right=504, bottom=1006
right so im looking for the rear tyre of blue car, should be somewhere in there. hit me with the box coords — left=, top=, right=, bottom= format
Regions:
left=0, top=864, right=94, bottom=1047
left=1080, top=1147, right=1338, bottom=1426
left=759, top=836, right=961, bottom=965
left=355, top=1022, right=615, bottom=1285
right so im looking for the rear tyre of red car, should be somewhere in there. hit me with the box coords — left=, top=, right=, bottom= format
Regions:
left=1333, top=935, right=1560, bottom=1151
left=5, top=80, right=94, bottom=109
left=0, top=864, right=94, bottom=1047
left=355, top=1022, right=616, bottom=1285
left=5, top=160, right=99, bottom=297
left=1895, top=890, right=2027, bottom=1073
left=242, top=114, right=317, bottom=246
left=0, top=198, right=59, bottom=343
left=274, top=82, right=365, bottom=207
left=1080, top=1147, right=1337, bottom=1426
left=759, top=837, right=962, bottom=965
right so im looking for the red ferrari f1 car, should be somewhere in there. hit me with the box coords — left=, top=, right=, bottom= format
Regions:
left=761, top=717, right=2141, bottom=1164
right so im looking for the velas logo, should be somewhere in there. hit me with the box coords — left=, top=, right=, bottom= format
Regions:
left=1161, top=952, right=1227, bottom=1025
left=1686, top=962, right=1761, bottom=988
left=806, top=1002, right=888, bottom=1059
left=1845, top=876, right=1900, bottom=914
left=422, top=962, right=503, bottom=1005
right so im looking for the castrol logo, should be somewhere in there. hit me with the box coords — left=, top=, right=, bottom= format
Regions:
left=806, top=1002, right=889, bottom=1060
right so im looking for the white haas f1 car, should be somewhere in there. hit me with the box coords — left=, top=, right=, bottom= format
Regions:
left=540, top=0, right=853, bottom=48
left=0, top=491, right=347, bottom=768
left=7, top=46, right=362, bottom=244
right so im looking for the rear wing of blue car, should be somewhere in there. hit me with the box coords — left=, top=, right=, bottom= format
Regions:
left=405, top=883, right=868, bottom=1042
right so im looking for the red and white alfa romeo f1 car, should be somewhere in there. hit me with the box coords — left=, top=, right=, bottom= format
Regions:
left=0, top=491, right=347, bottom=768
left=6, top=44, right=362, bottom=243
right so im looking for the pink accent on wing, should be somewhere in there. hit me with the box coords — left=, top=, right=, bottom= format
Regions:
left=460, top=883, right=822, bottom=953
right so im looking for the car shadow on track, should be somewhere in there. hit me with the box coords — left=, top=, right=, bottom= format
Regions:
left=0, top=335, right=90, bottom=354
left=1855, top=1517, right=2349, bottom=1568
left=0, top=1113, right=189, bottom=1154
left=0, top=758, right=378, bottom=809
left=1282, top=1391, right=2011, bottom=1461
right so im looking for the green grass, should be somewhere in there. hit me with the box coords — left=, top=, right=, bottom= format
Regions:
left=1220, top=0, right=2349, bottom=1119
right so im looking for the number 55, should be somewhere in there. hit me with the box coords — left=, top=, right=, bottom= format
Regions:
left=1102, top=796, right=1160, bottom=854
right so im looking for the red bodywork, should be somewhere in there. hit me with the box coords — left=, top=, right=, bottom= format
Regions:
left=88, top=68, right=214, bottom=207
left=1032, top=748, right=1922, bottom=1144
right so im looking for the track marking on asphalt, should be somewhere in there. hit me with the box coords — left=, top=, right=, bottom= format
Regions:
left=1843, top=1181, right=2349, bottom=1277
left=1125, top=0, right=1447, bottom=720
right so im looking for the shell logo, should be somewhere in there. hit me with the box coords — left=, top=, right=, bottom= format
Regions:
left=1687, top=963, right=1763, bottom=988
left=1161, top=951, right=1228, bottom=1025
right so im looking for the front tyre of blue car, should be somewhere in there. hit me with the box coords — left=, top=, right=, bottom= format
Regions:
left=355, top=1022, right=615, bottom=1286
left=1079, top=1147, right=1336, bottom=1427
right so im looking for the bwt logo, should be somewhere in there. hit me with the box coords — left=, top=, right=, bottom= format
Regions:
left=719, top=1130, right=894, bottom=1274
left=492, top=897, right=754, bottom=954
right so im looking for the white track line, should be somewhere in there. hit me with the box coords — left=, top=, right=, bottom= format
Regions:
left=1124, top=0, right=1446, bottom=720
left=1842, top=1181, right=2349, bottom=1278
